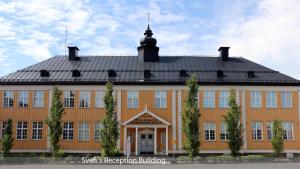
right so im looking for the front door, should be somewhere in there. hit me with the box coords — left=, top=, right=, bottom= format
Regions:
left=139, top=133, right=154, bottom=154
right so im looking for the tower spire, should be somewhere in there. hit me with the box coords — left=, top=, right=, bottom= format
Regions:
left=146, top=12, right=150, bottom=28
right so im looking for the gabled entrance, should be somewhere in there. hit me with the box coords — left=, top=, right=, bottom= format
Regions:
left=122, top=107, right=170, bottom=155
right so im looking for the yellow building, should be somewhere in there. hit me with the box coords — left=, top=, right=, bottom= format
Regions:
left=0, top=26, right=300, bottom=155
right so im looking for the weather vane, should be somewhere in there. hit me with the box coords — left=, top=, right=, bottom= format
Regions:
left=146, top=12, right=151, bottom=27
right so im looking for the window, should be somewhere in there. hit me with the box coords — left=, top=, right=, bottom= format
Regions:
left=18, top=91, right=29, bottom=107
left=250, top=91, right=262, bottom=108
left=95, top=91, right=105, bottom=108
left=267, top=122, right=273, bottom=140
left=219, top=91, right=230, bottom=108
left=79, top=122, right=89, bottom=141
left=1, top=121, right=7, bottom=138
left=251, top=122, right=262, bottom=140
left=64, top=91, right=75, bottom=108
left=127, top=91, right=138, bottom=108
left=266, top=91, right=277, bottom=108
left=3, top=91, right=14, bottom=107
left=33, top=91, right=44, bottom=108
left=79, top=91, right=91, bottom=108
left=94, top=122, right=103, bottom=141
left=282, top=122, right=293, bottom=140
left=17, top=122, right=27, bottom=140
left=203, top=91, right=215, bottom=108
left=204, top=122, right=216, bottom=141
left=160, top=132, right=166, bottom=145
left=281, top=91, right=292, bottom=108
left=63, top=122, right=74, bottom=140
left=220, top=122, right=228, bottom=141
left=155, top=91, right=167, bottom=108
left=32, top=122, right=43, bottom=140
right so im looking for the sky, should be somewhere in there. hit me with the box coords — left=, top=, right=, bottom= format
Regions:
left=0, top=0, right=300, bottom=79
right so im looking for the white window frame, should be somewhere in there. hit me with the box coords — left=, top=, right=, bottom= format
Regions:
left=220, top=122, right=228, bottom=141
left=281, top=91, right=292, bottom=108
left=94, top=122, right=103, bottom=141
left=250, top=91, right=262, bottom=108
left=78, top=122, right=90, bottom=141
left=63, top=122, right=74, bottom=140
left=127, top=91, right=139, bottom=108
left=266, top=122, right=273, bottom=140
left=79, top=91, right=91, bottom=108
left=155, top=91, right=167, bottom=108
left=219, top=91, right=230, bottom=108
left=16, top=121, right=28, bottom=140
left=33, top=91, right=44, bottom=108
left=95, top=91, right=105, bottom=108
left=18, top=91, right=29, bottom=107
left=251, top=122, right=263, bottom=140
left=266, top=91, right=277, bottom=108
left=204, top=122, right=216, bottom=141
left=32, top=122, right=43, bottom=140
left=1, top=121, right=7, bottom=138
left=64, top=91, right=75, bottom=108
left=282, top=122, right=293, bottom=140
left=203, top=91, right=215, bottom=108
left=3, top=91, right=14, bottom=108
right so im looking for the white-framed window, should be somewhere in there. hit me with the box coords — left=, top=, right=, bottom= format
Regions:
left=64, top=91, right=75, bottom=108
left=251, top=122, right=262, bottom=140
left=220, top=122, right=228, bottom=141
left=33, top=91, right=44, bottom=108
left=155, top=91, right=167, bottom=108
left=266, top=91, right=277, bottom=108
left=160, top=132, right=166, bottom=145
left=281, top=91, right=292, bottom=108
left=204, top=122, right=216, bottom=141
left=282, top=122, right=293, bottom=140
left=3, top=91, right=14, bottom=108
left=32, top=122, right=43, bottom=140
left=266, top=122, right=273, bottom=140
left=79, top=91, right=91, bottom=108
left=94, top=122, right=103, bottom=141
left=1, top=121, right=7, bottom=138
left=78, top=122, right=90, bottom=141
left=63, top=122, right=74, bottom=140
left=18, top=91, right=29, bottom=107
left=127, top=91, right=138, bottom=108
left=219, top=91, right=230, bottom=108
left=95, top=91, right=105, bottom=108
left=16, top=121, right=27, bottom=140
left=250, top=91, right=262, bottom=108
left=203, top=91, right=215, bottom=108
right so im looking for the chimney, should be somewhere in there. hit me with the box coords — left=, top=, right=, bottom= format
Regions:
left=218, top=47, right=230, bottom=61
left=68, top=46, right=80, bottom=61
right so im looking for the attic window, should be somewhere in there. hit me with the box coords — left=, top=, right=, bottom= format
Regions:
left=40, top=69, right=49, bottom=77
left=144, top=70, right=151, bottom=78
left=72, top=69, right=80, bottom=77
left=179, top=69, right=188, bottom=77
left=108, top=69, right=117, bottom=77
left=248, top=71, right=255, bottom=78
left=217, top=70, right=224, bottom=78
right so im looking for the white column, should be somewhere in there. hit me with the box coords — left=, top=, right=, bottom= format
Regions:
left=166, top=127, right=168, bottom=155
left=135, top=127, right=138, bottom=155
left=172, top=90, right=176, bottom=151
left=178, top=90, right=182, bottom=150
left=124, top=127, right=127, bottom=155
left=117, top=90, right=122, bottom=149
left=242, top=88, right=247, bottom=152
left=154, top=127, right=157, bottom=155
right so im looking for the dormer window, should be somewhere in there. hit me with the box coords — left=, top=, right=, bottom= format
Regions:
left=40, top=70, right=49, bottom=77
left=72, top=70, right=80, bottom=77
left=108, top=69, right=117, bottom=77
left=179, top=69, right=188, bottom=77
left=217, top=70, right=224, bottom=78
left=248, top=71, right=255, bottom=78
left=144, top=70, right=151, bottom=78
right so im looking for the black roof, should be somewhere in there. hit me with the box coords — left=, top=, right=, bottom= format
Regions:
left=1, top=55, right=299, bottom=86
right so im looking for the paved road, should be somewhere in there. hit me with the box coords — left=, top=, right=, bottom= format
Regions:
left=1, top=163, right=300, bottom=169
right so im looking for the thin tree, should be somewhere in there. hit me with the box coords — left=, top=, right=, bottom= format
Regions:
left=100, top=82, right=119, bottom=157
left=46, top=86, right=64, bottom=157
left=272, top=119, right=284, bottom=157
left=1, top=118, right=13, bottom=157
left=224, top=89, right=243, bottom=156
left=182, top=74, right=201, bottom=158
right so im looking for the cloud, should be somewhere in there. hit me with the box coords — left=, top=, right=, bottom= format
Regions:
left=217, top=0, right=300, bottom=78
